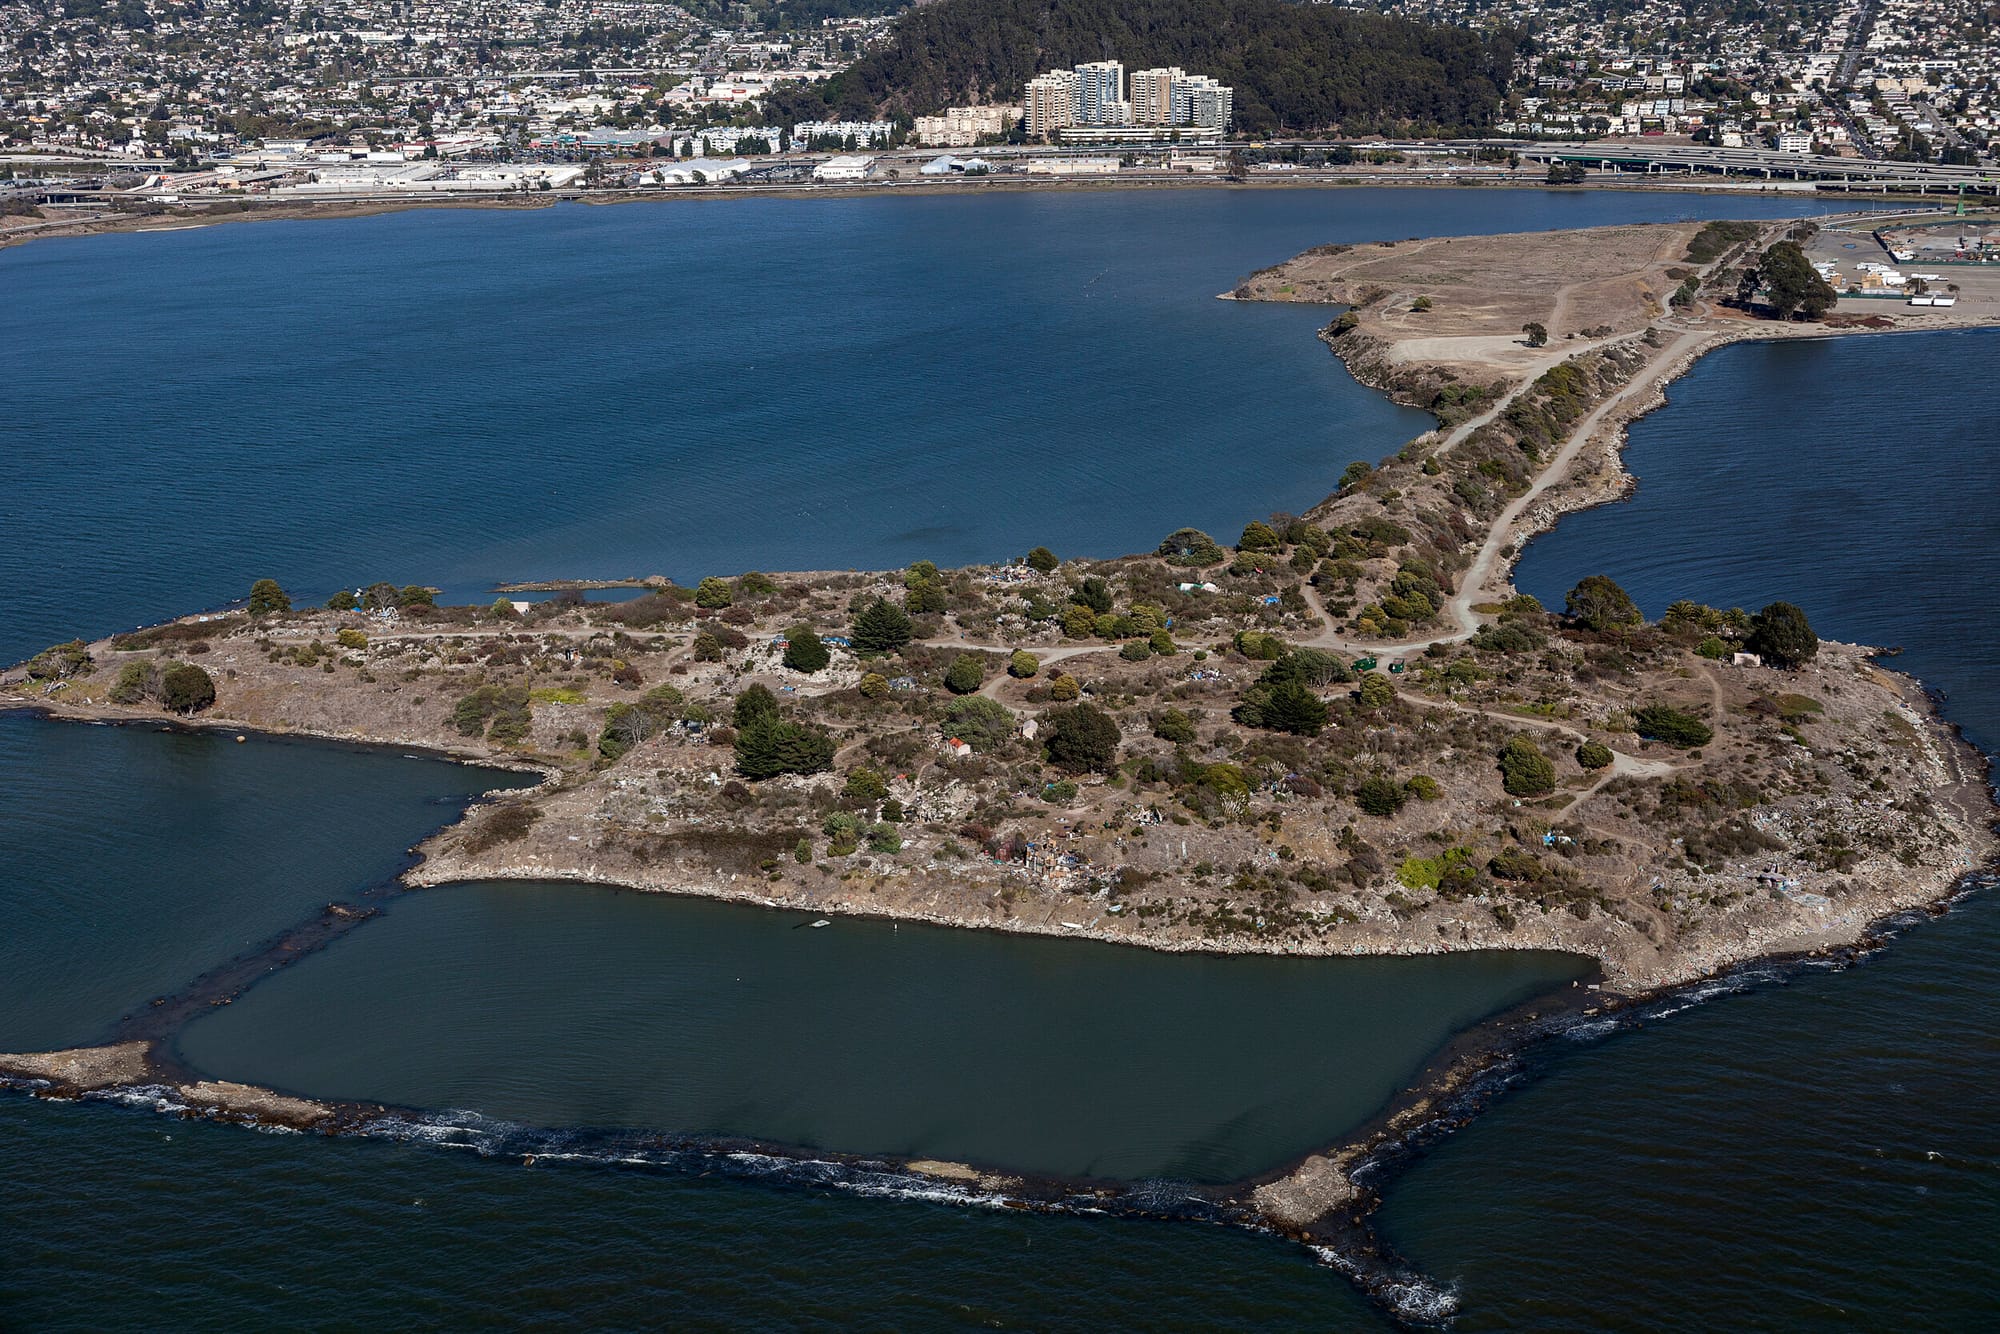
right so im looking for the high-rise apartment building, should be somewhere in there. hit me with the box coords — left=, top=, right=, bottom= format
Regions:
left=1022, top=60, right=1232, bottom=140
left=1072, top=61, right=1126, bottom=125
left=1024, top=69, right=1077, bottom=138
left=1129, top=67, right=1183, bottom=124
left=1172, top=74, right=1233, bottom=132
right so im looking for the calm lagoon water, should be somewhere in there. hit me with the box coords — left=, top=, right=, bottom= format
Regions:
left=0, top=187, right=1851, bottom=664
left=0, top=710, right=530, bottom=1051
left=172, top=880, right=1588, bottom=1182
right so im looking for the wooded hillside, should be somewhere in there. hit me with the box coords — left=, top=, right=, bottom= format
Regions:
left=794, top=0, right=1518, bottom=136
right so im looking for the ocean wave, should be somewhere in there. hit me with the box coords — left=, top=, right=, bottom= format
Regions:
left=84, top=1083, right=190, bottom=1116
left=1308, top=1245, right=1460, bottom=1327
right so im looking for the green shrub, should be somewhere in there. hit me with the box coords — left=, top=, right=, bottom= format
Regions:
left=1633, top=705, right=1713, bottom=748
left=1399, top=846, right=1473, bottom=890
left=944, top=653, right=985, bottom=694
left=1009, top=650, right=1039, bottom=678
left=109, top=660, right=151, bottom=704
left=1043, top=703, right=1121, bottom=774
left=335, top=628, right=368, bottom=651
left=1071, top=576, right=1113, bottom=615
left=852, top=598, right=913, bottom=654
left=1576, top=740, right=1614, bottom=770
left=1487, top=847, right=1546, bottom=881
left=27, top=640, right=92, bottom=681
left=842, top=768, right=888, bottom=804
left=942, top=696, right=1015, bottom=751
left=1233, top=630, right=1286, bottom=661
left=1355, top=775, right=1408, bottom=816
left=1156, top=527, right=1224, bottom=566
left=1238, top=520, right=1282, bottom=552
left=694, top=576, right=733, bottom=609
left=1152, top=707, right=1197, bottom=745
left=158, top=662, right=216, bottom=714
left=247, top=578, right=291, bottom=618
left=1565, top=574, right=1641, bottom=633
left=1499, top=737, right=1557, bottom=796
left=1026, top=546, right=1059, bottom=572
left=783, top=626, right=830, bottom=674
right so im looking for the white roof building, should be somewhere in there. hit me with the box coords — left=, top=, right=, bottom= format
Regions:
left=812, top=154, right=874, bottom=181
left=649, top=157, right=749, bottom=184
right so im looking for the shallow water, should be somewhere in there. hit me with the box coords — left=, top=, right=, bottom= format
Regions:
left=173, top=879, right=1589, bottom=1182
left=0, top=711, right=531, bottom=1050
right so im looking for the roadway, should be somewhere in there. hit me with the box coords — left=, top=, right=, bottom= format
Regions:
left=1521, top=142, right=1996, bottom=192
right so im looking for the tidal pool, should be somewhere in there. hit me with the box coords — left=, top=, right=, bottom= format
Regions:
left=176, top=880, right=1591, bottom=1181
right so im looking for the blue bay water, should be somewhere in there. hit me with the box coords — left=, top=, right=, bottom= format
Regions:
left=4, top=189, right=1984, bottom=1329
left=1, top=187, right=1846, bottom=664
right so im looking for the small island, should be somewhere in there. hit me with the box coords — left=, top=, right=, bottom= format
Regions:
left=5, top=212, right=1995, bottom=1268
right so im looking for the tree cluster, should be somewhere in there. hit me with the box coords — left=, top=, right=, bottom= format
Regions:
left=811, top=0, right=1518, bottom=136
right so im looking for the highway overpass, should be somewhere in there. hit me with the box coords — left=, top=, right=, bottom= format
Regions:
left=1520, top=143, right=1996, bottom=194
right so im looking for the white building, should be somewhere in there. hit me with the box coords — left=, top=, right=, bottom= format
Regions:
left=813, top=154, right=875, bottom=181
left=649, top=157, right=750, bottom=184
left=913, top=104, right=1020, bottom=147
left=919, top=154, right=992, bottom=175
left=1027, top=155, right=1119, bottom=176
left=792, top=120, right=892, bottom=151
left=675, top=126, right=782, bottom=156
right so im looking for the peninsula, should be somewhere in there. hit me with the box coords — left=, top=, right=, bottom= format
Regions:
left=5, top=212, right=1996, bottom=1278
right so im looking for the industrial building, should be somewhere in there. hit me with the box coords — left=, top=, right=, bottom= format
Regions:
left=812, top=154, right=875, bottom=181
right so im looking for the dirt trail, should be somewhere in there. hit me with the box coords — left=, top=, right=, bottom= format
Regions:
left=1446, top=325, right=1712, bottom=629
